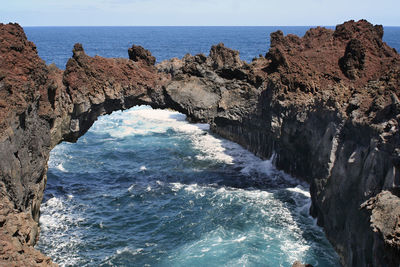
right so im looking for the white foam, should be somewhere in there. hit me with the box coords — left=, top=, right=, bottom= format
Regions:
left=170, top=182, right=185, bottom=192
left=87, top=106, right=237, bottom=164
left=140, top=165, right=147, bottom=171
left=108, top=126, right=138, bottom=138
left=233, top=236, right=247, bottom=242
left=85, top=106, right=302, bottom=180
left=37, top=196, right=85, bottom=267
left=128, top=184, right=135, bottom=192
left=116, top=247, right=144, bottom=255
left=56, top=163, right=67, bottom=172
left=184, top=184, right=204, bottom=193
left=287, top=185, right=311, bottom=198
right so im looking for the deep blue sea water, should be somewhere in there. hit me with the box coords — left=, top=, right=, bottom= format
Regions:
left=24, top=26, right=400, bottom=267
left=25, top=26, right=400, bottom=69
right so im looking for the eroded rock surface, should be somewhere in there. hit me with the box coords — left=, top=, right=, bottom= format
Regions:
left=361, top=190, right=400, bottom=266
left=0, top=23, right=168, bottom=266
left=0, top=20, right=399, bottom=266
left=128, top=44, right=156, bottom=66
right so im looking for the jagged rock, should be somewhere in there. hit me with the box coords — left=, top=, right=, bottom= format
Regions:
left=0, top=183, right=56, bottom=266
left=361, top=190, right=400, bottom=266
left=208, top=43, right=249, bottom=80
left=0, top=23, right=168, bottom=266
left=128, top=44, right=156, bottom=65
left=210, top=43, right=242, bottom=69
left=0, top=20, right=400, bottom=267
left=339, top=38, right=366, bottom=79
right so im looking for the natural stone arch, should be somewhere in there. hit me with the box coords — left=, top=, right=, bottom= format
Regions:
left=1, top=20, right=400, bottom=266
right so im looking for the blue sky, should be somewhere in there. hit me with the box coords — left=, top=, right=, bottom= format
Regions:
left=2, top=0, right=399, bottom=26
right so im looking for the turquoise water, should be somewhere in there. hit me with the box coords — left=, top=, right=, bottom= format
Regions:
left=37, top=107, right=339, bottom=266
left=25, top=26, right=400, bottom=267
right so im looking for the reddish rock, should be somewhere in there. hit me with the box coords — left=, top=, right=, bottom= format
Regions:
left=128, top=44, right=156, bottom=66
left=339, top=38, right=366, bottom=79
left=0, top=24, right=167, bottom=266
left=0, top=20, right=399, bottom=267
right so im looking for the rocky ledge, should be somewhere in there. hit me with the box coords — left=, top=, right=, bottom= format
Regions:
left=0, top=20, right=399, bottom=266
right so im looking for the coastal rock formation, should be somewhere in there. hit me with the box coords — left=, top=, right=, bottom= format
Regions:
left=128, top=44, right=156, bottom=66
left=0, top=20, right=399, bottom=266
left=158, top=21, right=400, bottom=266
left=0, top=23, right=167, bottom=266
left=361, top=190, right=400, bottom=265
left=0, top=23, right=58, bottom=266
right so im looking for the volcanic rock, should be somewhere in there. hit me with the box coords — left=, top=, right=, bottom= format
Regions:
left=0, top=19, right=399, bottom=267
left=128, top=44, right=156, bottom=66
left=339, top=38, right=366, bottom=79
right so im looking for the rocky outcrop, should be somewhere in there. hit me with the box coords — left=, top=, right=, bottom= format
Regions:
left=128, top=44, right=156, bottom=66
left=361, top=190, right=400, bottom=266
left=0, top=20, right=399, bottom=266
left=62, top=43, right=167, bottom=142
left=339, top=38, right=366, bottom=79
left=0, top=23, right=59, bottom=266
left=0, top=24, right=168, bottom=266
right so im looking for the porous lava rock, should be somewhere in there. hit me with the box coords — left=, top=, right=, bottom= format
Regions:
left=128, top=44, right=156, bottom=66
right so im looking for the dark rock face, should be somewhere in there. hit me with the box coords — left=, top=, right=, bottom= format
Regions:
left=0, top=23, right=58, bottom=266
left=339, top=39, right=366, bottom=79
left=0, top=20, right=400, bottom=266
left=361, top=190, right=400, bottom=266
left=128, top=44, right=156, bottom=66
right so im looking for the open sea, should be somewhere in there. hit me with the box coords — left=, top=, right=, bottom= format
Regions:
left=24, top=26, right=400, bottom=267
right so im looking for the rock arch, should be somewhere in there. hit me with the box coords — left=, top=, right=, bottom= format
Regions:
left=0, top=20, right=400, bottom=266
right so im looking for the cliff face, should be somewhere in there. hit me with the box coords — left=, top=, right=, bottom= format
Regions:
left=159, top=21, right=400, bottom=266
left=0, top=20, right=399, bottom=266
left=0, top=23, right=57, bottom=266
left=0, top=24, right=168, bottom=265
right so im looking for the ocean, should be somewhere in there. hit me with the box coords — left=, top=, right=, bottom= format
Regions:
left=24, top=26, right=400, bottom=267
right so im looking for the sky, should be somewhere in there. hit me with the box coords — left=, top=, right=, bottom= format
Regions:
left=1, top=0, right=399, bottom=26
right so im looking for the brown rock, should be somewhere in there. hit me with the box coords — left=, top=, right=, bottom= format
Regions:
left=1, top=19, right=400, bottom=267
left=209, top=42, right=243, bottom=69
left=339, top=38, right=366, bottom=79
left=128, top=44, right=156, bottom=65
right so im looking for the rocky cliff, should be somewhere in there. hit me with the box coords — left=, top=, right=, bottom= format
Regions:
left=0, top=20, right=399, bottom=266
